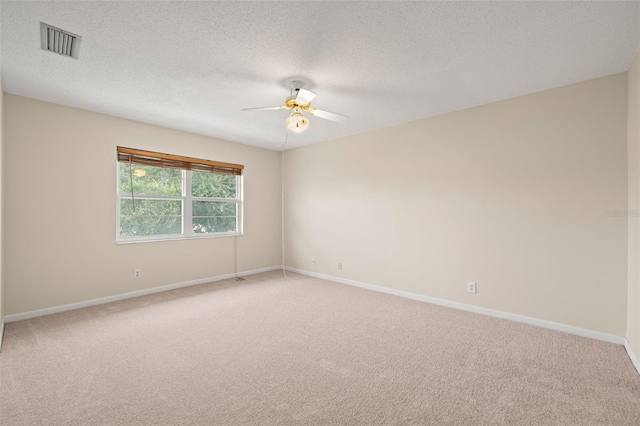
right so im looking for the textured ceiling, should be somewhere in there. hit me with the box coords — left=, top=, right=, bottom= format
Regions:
left=1, top=1, right=639, bottom=151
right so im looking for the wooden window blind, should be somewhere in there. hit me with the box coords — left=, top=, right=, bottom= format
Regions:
left=117, top=146, right=243, bottom=176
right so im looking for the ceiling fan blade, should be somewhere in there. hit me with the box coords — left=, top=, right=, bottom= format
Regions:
left=309, top=108, right=349, bottom=123
left=295, top=88, right=316, bottom=105
left=241, top=106, right=287, bottom=111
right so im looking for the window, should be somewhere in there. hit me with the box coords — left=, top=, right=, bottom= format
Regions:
left=116, top=147, right=243, bottom=242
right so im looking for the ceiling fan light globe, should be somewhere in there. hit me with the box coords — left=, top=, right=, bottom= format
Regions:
left=286, top=111, right=309, bottom=133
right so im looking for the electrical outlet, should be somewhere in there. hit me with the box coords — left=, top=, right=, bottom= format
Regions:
left=134, top=269, right=141, bottom=279
left=311, top=256, right=316, bottom=264
left=338, top=262, right=342, bottom=270
left=467, top=281, right=476, bottom=294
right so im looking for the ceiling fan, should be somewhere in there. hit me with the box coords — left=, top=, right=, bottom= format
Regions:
left=241, top=81, right=348, bottom=133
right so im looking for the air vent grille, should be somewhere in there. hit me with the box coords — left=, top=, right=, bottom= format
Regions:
left=40, top=22, right=81, bottom=59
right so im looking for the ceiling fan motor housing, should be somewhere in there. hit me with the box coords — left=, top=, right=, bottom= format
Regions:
left=285, top=96, right=310, bottom=110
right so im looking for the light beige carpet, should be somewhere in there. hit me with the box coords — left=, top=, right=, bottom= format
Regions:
left=1, top=270, right=639, bottom=425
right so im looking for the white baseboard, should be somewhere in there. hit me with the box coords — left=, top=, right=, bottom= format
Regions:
left=624, top=339, right=640, bottom=375
left=0, top=319, right=4, bottom=352
left=285, top=266, right=626, bottom=346
left=3, top=266, right=282, bottom=323
left=4, top=264, right=637, bottom=376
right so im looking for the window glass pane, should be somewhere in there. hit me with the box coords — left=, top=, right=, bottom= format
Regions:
left=117, top=155, right=241, bottom=241
left=120, top=198, right=182, bottom=216
left=193, top=217, right=237, bottom=234
left=119, top=164, right=182, bottom=197
left=120, top=198, right=183, bottom=237
left=192, top=201, right=236, bottom=217
left=191, top=171, right=237, bottom=198
left=120, top=216, right=182, bottom=237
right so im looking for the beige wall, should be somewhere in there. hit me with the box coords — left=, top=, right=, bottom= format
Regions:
left=0, top=77, right=4, bottom=328
left=628, top=51, right=640, bottom=355
left=1, top=72, right=632, bottom=340
left=3, top=94, right=282, bottom=315
left=285, top=73, right=629, bottom=336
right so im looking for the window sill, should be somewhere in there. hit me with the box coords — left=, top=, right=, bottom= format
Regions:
left=116, top=232, right=242, bottom=245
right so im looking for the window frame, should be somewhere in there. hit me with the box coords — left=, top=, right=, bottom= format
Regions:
left=116, top=163, right=243, bottom=244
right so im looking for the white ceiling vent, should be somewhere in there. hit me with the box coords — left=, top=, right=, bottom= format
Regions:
left=40, top=22, right=81, bottom=59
